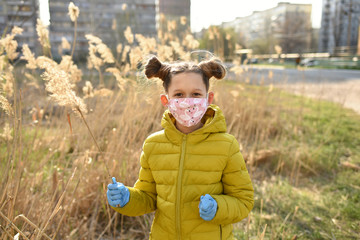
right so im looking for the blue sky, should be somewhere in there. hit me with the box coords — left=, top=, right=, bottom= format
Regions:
left=39, top=0, right=322, bottom=31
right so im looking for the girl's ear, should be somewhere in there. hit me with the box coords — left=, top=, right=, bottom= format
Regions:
left=160, top=94, right=168, bottom=106
left=208, top=92, right=214, bottom=104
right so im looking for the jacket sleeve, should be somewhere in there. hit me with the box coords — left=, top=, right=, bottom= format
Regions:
left=111, top=142, right=157, bottom=216
left=210, top=138, right=254, bottom=225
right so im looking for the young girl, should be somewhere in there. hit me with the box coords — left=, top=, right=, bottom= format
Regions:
left=107, top=56, right=254, bottom=239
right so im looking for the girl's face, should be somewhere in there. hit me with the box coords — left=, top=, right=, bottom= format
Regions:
left=160, top=72, right=214, bottom=105
left=160, top=72, right=214, bottom=134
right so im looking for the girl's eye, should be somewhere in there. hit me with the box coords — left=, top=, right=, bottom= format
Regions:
left=193, top=93, right=202, bottom=97
left=174, top=93, right=182, bottom=97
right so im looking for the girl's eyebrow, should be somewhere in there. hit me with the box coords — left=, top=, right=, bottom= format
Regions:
left=173, top=89, right=183, bottom=92
left=172, top=88, right=203, bottom=92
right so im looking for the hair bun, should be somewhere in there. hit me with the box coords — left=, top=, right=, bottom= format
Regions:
left=198, top=59, right=226, bottom=80
left=144, top=56, right=170, bottom=81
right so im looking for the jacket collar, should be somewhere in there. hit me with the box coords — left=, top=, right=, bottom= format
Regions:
left=161, top=104, right=227, bottom=145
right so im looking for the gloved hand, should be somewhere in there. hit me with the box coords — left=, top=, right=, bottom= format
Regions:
left=199, top=194, right=217, bottom=221
left=107, top=177, right=130, bottom=208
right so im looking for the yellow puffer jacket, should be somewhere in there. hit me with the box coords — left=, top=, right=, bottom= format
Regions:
left=112, top=104, right=254, bottom=239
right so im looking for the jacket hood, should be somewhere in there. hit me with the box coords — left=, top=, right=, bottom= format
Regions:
left=161, top=104, right=227, bottom=144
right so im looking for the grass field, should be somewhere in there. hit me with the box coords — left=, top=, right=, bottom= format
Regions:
left=1, top=75, right=359, bottom=239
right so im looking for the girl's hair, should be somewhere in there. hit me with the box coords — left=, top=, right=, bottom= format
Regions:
left=144, top=56, right=226, bottom=92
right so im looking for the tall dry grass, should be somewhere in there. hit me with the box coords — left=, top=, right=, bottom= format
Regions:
left=0, top=2, right=304, bottom=239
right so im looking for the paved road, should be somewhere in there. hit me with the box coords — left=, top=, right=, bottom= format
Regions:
left=228, top=65, right=360, bottom=84
left=227, top=66, right=360, bottom=114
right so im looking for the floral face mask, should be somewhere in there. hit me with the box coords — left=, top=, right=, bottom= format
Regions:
left=167, top=96, right=209, bottom=127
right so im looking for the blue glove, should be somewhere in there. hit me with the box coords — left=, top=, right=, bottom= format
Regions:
left=107, top=177, right=130, bottom=208
left=199, top=194, right=217, bottom=221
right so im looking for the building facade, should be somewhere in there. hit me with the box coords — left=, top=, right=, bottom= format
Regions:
left=222, top=2, right=313, bottom=54
left=49, top=0, right=157, bottom=59
left=158, top=0, right=191, bottom=38
left=0, top=0, right=39, bottom=52
left=319, top=0, right=360, bottom=55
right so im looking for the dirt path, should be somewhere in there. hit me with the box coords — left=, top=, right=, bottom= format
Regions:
left=277, top=79, right=360, bottom=115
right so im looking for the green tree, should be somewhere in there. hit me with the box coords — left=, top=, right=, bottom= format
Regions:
left=198, top=26, right=245, bottom=61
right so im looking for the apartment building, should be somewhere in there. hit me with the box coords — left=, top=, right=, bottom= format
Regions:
left=319, top=0, right=360, bottom=55
left=0, top=0, right=39, bottom=52
left=49, top=0, right=157, bottom=59
left=222, top=2, right=313, bottom=54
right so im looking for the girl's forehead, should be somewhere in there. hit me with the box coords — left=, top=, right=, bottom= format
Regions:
left=169, top=72, right=206, bottom=91
left=171, top=72, right=203, bottom=83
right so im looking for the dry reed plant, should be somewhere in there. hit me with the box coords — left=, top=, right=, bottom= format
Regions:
left=21, top=44, right=37, bottom=70
left=36, top=19, right=51, bottom=57
left=0, top=4, right=208, bottom=238
left=0, top=2, right=333, bottom=239
left=0, top=95, right=13, bottom=117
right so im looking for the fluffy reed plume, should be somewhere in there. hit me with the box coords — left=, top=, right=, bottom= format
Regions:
left=61, top=37, right=71, bottom=50
left=167, top=20, right=177, bottom=32
left=0, top=27, right=23, bottom=60
left=157, top=45, right=173, bottom=61
left=85, top=34, right=102, bottom=45
left=85, top=34, right=114, bottom=64
left=275, top=45, right=282, bottom=55
left=135, top=34, right=157, bottom=55
left=169, top=41, right=188, bottom=59
left=121, top=45, right=130, bottom=62
left=129, top=47, right=142, bottom=69
left=24, top=72, right=39, bottom=89
left=82, top=81, right=94, bottom=98
left=122, top=3, right=127, bottom=11
left=41, top=63, right=87, bottom=117
left=112, top=19, right=117, bottom=31
left=11, top=26, right=23, bottom=35
left=21, top=44, right=37, bottom=69
left=0, top=55, right=5, bottom=70
left=59, top=55, right=83, bottom=84
left=86, top=34, right=117, bottom=86
left=182, top=34, right=199, bottom=50
left=268, top=70, right=273, bottom=79
left=68, top=2, right=79, bottom=22
left=124, top=26, right=134, bottom=44
left=157, top=30, right=163, bottom=41
left=87, top=44, right=103, bottom=70
left=94, top=88, right=113, bottom=97
left=208, top=28, right=215, bottom=40
left=180, top=16, right=187, bottom=25
left=36, top=18, right=50, bottom=48
left=0, top=95, right=13, bottom=116
left=68, top=2, right=79, bottom=59
left=116, top=43, right=123, bottom=54
left=36, top=56, right=57, bottom=69
left=106, top=67, right=127, bottom=91
left=160, top=13, right=165, bottom=22
left=1, top=70, right=15, bottom=97
left=0, top=122, right=12, bottom=141
left=96, top=43, right=115, bottom=63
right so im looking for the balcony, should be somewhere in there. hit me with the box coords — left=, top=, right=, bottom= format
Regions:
left=7, top=11, right=33, bottom=17
left=7, top=1, right=32, bottom=6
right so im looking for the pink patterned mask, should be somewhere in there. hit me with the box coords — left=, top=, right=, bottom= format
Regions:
left=167, top=96, right=209, bottom=127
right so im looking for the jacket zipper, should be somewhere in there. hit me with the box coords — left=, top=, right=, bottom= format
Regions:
left=220, top=225, right=222, bottom=240
left=176, top=135, right=187, bottom=240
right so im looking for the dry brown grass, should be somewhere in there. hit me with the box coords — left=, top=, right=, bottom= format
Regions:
left=0, top=71, right=287, bottom=239
left=0, top=3, right=340, bottom=239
